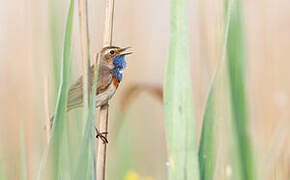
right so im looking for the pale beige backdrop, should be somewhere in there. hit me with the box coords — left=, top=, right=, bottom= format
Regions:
left=0, top=0, right=289, bottom=179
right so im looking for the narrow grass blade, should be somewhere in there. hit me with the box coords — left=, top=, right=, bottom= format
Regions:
left=88, top=60, right=100, bottom=180
left=198, top=89, right=216, bottom=180
left=198, top=0, right=234, bottom=178
left=226, top=0, right=256, bottom=179
left=49, top=0, right=63, bottom=101
left=79, top=0, right=91, bottom=133
left=164, top=0, right=200, bottom=179
left=49, top=0, right=75, bottom=179
left=74, top=56, right=100, bottom=180
left=73, top=0, right=93, bottom=178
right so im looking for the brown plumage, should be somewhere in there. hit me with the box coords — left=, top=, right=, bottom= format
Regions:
left=66, top=46, right=131, bottom=111
left=49, top=46, right=132, bottom=129
left=67, top=63, right=113, bottom=110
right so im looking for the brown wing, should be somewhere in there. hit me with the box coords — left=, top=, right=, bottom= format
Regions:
left=67, top=65, right=112, bottom=111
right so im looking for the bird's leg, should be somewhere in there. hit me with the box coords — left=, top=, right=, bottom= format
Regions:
left=95, top=128, right=108, bottom=144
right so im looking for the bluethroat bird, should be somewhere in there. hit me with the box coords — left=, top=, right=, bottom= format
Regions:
left=50, top=46, right=132, bottom=143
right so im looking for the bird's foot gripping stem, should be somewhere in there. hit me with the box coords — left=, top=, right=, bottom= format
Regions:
left=95, top=128, right=108, bottom=144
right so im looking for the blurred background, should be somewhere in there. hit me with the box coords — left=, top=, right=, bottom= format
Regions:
left=0, top=0, right=289, bottom=179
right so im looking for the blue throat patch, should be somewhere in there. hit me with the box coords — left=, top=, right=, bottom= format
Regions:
left=114, top=69, right=122, bottom=82
left=113, top=55, right=126, bottom=69
left=113, top=55, right=127, bottom=82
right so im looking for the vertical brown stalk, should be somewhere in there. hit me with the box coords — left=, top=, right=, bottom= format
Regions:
left=78, top=0, right=90, bottom=131
left=96, top=0, right=115, bottom=180
left=96, top=104, right=109, bottom=180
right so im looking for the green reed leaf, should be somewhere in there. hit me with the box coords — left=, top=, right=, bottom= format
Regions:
left=198, top=0, right=235, bottom=178
left=164, top=0, right=200, bottom=179
left=74, top=57, right=99, bottom=180
left=49, top=0, right=75, bottom=179
left=199, top=89, right=216, bottom=180
left=226, top=0, right=256, bottom=179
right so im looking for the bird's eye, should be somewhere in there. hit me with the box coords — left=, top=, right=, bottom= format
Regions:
left=110, top=50, right=115, bottom=55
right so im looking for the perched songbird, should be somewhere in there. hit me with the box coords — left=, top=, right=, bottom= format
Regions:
left=50, top=46, right=132, bottom=142
left=67, top=46, right=132, bottom=110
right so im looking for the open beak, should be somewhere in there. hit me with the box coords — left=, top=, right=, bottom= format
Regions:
left=119, top=47, right=133, bottom=56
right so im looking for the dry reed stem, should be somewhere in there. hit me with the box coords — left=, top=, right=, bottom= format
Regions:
left=103, top=0, right=115, bottom=47
left=96, top=0, right=115, bottom=180
left=96, top=104, right=109, bottom=180
left=78, top=0, right=90, bottom=132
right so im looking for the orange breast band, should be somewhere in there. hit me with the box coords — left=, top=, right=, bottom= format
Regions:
left=113, top=76, right=119, bottom=88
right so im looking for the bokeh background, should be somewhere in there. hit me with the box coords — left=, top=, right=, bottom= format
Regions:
left=0, top=0, right=289, bottom=179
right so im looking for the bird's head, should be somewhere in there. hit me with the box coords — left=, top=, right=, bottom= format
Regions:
left=100, top=46, right=132, bottom=82
left=100, top=46, right=132, bottom=69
